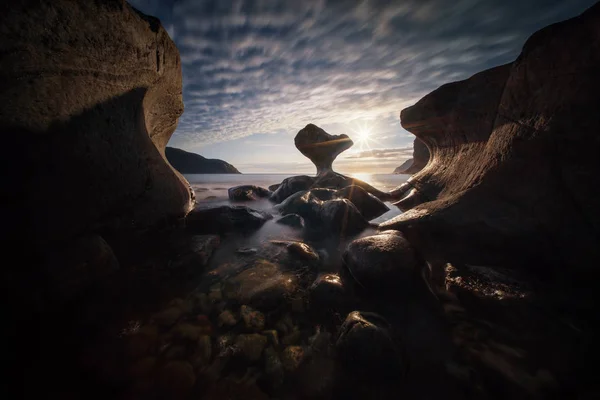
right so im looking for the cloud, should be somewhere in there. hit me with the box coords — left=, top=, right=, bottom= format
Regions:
left=128, top=0, right=597, bottom=150
left=345, top=147, right=413, bottom=159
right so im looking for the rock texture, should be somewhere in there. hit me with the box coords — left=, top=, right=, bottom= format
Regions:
left=0, top=1, right=193, bottom=254
left=393, top=138, right=430, bottom=174
left=166, top=147, right=240, bottom=174
left=295, top=124, right=353, bottom=175
left=382, top=3, right=600, bottom=274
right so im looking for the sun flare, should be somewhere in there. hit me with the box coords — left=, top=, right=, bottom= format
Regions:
left=349, top=122, right=381, bottom=152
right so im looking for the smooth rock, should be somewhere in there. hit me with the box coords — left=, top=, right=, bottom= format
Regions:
left=240, top=305, right=266, bottom=331
left=234, top=334, right=268, bottom=362
left=262, top=330, right=280, bottom=347
left=295, top=124, right=353, bottom=174
left=170, top=234, right=220, bottom=269
left=218, top=310, right=238, bottom=327
left=336, top=185, right=389, bottom=220
left=342, top=232, right=421, bottom=292
left=270, top=175, right=315, bottom=203
left=186, top=206, right=272, bottom=234
left=319, top=198, right=369, bottom=236
left=276, top=214, right=305, bottom=229
left=228, top=185, right=271, bottom=201
left=308, top=273, right=349, bottom=311
left=281, top=345, right=306, bottom=372
left=268, top=183, right=281, bottom=192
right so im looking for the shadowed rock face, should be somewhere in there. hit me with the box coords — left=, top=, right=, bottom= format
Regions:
left=382, top=3, right=600, bottom=274
left=394, top=138, right=430, bottom=174
left=295, top=124, right=353, bottom=175
left=0, top=0, right=193, bottom=254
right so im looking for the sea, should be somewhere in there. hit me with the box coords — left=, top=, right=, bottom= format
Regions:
left=185, top=173, right=408, bottom=225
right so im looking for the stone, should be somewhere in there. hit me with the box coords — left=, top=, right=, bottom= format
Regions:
left=164, top=345, right=186, bottom=360
left=240, top=305, right=266, bottom=332
left=308, top=273, right=349, bottom=311
left=268, top=183, right=281, bottom=192
left=276, top=214, right=305, bottom=229
left=44, top=235, right=119, bottom=301
left=270, top=175, right=315, bottom=203
left=281, top=345, right=306, bottom=372
left=171, top=323, right=209, bottom=342
left=1, top=1, right=193, bottom=259
left=208, top=285, right=223, bottom=303
left=234, top=334, right=268, bottom=362
left=224, top=260, right=298, bottom=310
left=295, top=124, right=353, bottom=175
left=281, top=329, right=302, bottom=346
left=286, top=241, right=320, bottom=263
left=381, top=3, right=600, bottom=274
left=218, top=310, right=238, bottom=327
left=335, top=185, right=389, bottom=220
left=157, top=361, right=196, bottom=399
left=342, top=232, right=422, bottom=293
left=319, top=198, right=369, bottom=236
left=186, top=206, right=273, bottom=234
left=262, top=330, right=280, bottom=347
left=228, top=185, right=271, bottom=201
left=336, top=311, right=406, bottom=380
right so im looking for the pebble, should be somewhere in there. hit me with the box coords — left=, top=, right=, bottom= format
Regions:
left=218, top=310, right=238, bottom=327
left=234, top=334, right=268, bottom=362
left=281, top=345, right=306, bottom=372
left=240, top=305, right=265, bottom=331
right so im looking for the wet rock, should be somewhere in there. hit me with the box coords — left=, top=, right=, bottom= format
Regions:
left=276, top=214, right=305, bottom=229
left=240, top=305, right=266, bottom=331
left=281, top=329, right=302, bottom=346
left=336, top=311, right=406, bottom=380
left=228, top=185, right=271, bottom=201
left=216, top=334, right=236, bottom=355
left=281, top=345, right=306, bottom=372
left=236, top=247, right=258, bottom=255
left=320, top=198, right=369, bottom=236
left=308, top=273, right=349, bottom=311
left=342, top=231, right=421, bottom=293
left=153, top=307, right=185, bottom=328
left=295, top=124, right=353, bottom=174
left=262, top=330, right=280, bottom=347
left=270, top=175, right=315, bottom=203
left=170, top=234, right=220, bottom=269
left=336, top=185, right=389, bottom=220
left=186, top=205, right=272, bottom=234
left=218, top=310, right=238, bottom=327
left=157, top=361, right=196, bottom=399
left=235, top=334, right=268, bottom=361
left=264, top=347, right=284, bottom=388
left=269, top=183, right=281, bottom=192
left=274, top=190, right=320, bottom=220
left=225, top=260, right=298, bottom=309
left=193, top=335, right=212, bottom=368
left=271, top=240, right=320, bottom=264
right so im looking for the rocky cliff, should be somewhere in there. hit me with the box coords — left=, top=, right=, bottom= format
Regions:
left=394, top=138, right=430, bottom=174
left=166, top=147, right=241, bottom=174
left=382, top=2, right=600, bottom=275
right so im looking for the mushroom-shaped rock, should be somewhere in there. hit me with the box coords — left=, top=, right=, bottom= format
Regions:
left=342, top=232, right=422, bottom=293
left=228, top=185, right=271, bottom=201
left=295, top=124, right=353, bottom=175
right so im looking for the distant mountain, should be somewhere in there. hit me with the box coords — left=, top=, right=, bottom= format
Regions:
left=165, top=147, right=241, bottom=174
left=393, top=159, right=414, bottom=174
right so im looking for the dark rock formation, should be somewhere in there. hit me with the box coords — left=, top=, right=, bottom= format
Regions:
left=342, top=232, right=423, bottom=294
left=186, top=206, right=272, bottom=234
left=228, top=185, right=271, bottom=201
left=275, top=214, right=305, bottom=229
left=295, top=124, right=353, bottom=175
left=336, top=185, right=389, bottom=220
left=382, top=3, right=600, bottom=273
left=270, top=175, right=315, bottom=203
left=393, top=138, right=430, bottom=174
left=166, top=147, right=240, bottom=174
left=1, top=1, right=194, bottom=256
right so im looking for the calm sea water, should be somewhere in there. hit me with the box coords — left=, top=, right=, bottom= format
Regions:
left=185, top=173, right=408, bottom=224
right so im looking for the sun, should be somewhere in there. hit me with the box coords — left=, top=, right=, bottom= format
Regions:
left=349, top=123, right=380, bottom=151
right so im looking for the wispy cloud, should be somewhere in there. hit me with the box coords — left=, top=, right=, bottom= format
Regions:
left=129, top=0, right=596, bottom=151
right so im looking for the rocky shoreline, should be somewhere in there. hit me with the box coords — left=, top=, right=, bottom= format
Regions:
left=2, top=1, right=599, bottom=399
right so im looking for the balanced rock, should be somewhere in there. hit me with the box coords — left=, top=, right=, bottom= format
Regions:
left=295, top=124, right=353, bottom=175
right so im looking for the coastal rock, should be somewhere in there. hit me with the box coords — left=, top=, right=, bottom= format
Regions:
left=281, top=346, right=306, bottom=372
left=271, top=240, right=320, bottom=264
left=169, top=234, right=220, bottom=269
left=234, top=334, right=267, bottom=361
left=394, top=138, right=430, bottom=174
left=336, top=185, right=389, bottom=220
left=382, top=3, right=600, bottom=273
left=295, top=124, right=353, bottom=174
left=320, top=199, right=369, bottom=236
left=342, top=232, right=422, bottom=294
left=336, top=311, right=406, bottom=380
left=308, top=273, right=350, bottom=312
left=276, top=214, right=305, bottom=229
left=1, top=1, right=193, bottom=256
left=268, top=183, right=281, bottom=192
left=270, top=175, right=315, bottom=203
left=228, top=185, right=271, bottom=201
left=166, top=146, right=240, bottom=174
left=186, top=206, right=272, bottom=234
left=240, top=305, right=266, bottom=331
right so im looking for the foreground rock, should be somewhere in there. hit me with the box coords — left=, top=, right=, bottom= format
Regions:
left=228, top=185, right=271, bottom=201
left=186, top=206, right=272, bottom=234
left=295, top=124, right=353, bottom=175
left=382, top=3, right=600, bottom=273
left=1, top=1, right=193, bottom=257
left=342, top=231, right=423, bottom=294
left=166, top=146, right=240, bottom=174
left=270, top=175, right=315, bottom=203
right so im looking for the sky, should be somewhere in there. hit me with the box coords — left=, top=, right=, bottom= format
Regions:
left=129, top=0, right=597, bottom=174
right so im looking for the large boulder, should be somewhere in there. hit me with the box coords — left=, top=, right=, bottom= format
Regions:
left=295, top=124, right=353, bottom=175
left=382, top=3, right=600, bottom=274
left=228, top=185, right=271, bottom=201
left=0, top=1, right=193, bottom=255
